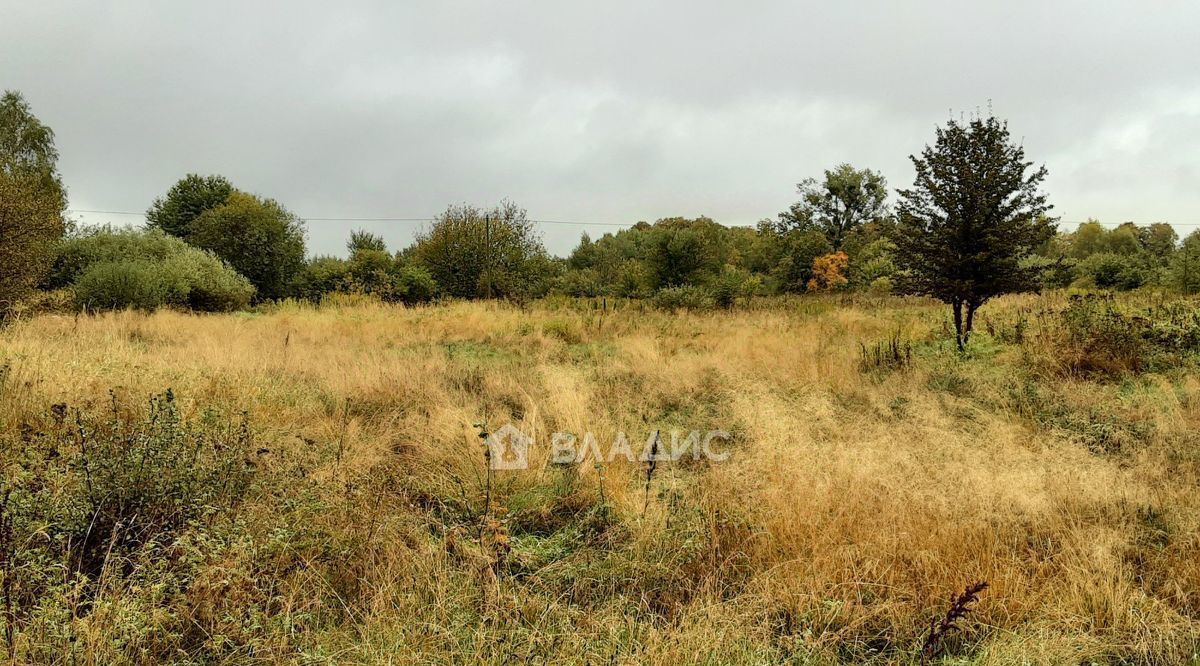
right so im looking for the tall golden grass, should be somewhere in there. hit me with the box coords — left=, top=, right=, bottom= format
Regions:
left=1, top=293, right=1198, bottom=664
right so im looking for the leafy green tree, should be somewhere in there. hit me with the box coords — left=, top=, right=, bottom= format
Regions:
left=0, top=90, right=67, bottom=316
left=1067, top=220, right=1107, bottom=258
left=1077, top=253, right=1150, bottom=290
left=564, top=227, right=656, bottom=295
left=1107, top=222, right=1143, bottom=256
left=847, top=237, right=897, bottom=288
left=894, top=114, right=1055, bottom=350
left=412, top=201, right=548, bottom=299
left=145, top=174, right=234, bottom=240
left=778, top=164, right=888, bottom=249
left=1144, top=223, right=1179, bottom=264
left=188, top=192, right=307, bottom=300
left=1170, top=230, right=1200, bottom=295
left=348, top=230, right=388, bottom=254
left=293, top=256, right=350, bottom=302
left=770, top=229, right=833, bottom=293
left=645, top=217, right=727, bottom=288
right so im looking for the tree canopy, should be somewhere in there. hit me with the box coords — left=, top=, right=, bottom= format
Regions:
left=894, top=115, right=1055, bottom=349
left=412, top=201, right=552, bottom=300
left=145, top=174, right=234, bottom=240
left=188, top=192, right=307, bottom=301
left=0, top=91, right=66, bottom=316
left=778, top=164, right=888, bottom=250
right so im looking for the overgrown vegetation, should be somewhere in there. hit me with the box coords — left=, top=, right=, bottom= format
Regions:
left=2, top=293, right=1199, bottom=663
left=4, top=92, right=1200, bottom=321
left=0, top=91, right=66, bottom=319
left=47, top=228, right=254, bottom=311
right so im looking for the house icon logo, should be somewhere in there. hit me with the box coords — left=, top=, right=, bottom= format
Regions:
left=486, top=423, right=531, bottom=470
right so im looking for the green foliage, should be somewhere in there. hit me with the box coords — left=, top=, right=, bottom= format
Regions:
left=294, top=241, right=439, bottom=306
left=845, top=233, right=897, bottom=288
left=894, top=114, right=1055, bottom=349
left=777, top=164, right=888, bottom=249
left=0, top=392, right=256, bottom=635
left=1021, top=254, right=1075, bottom=289
left=48, top=226, right=194, bottom=287
left=563, top=219, right=733, bottom=296
left=771, top=229, right=833, bottom=293
left=0, top=91, right=66, bottom=317
left=145, top=174, right=234, bottom=240
left=1144, top=223, right=1179, bottom=264
left=554, top=267, right=606, bottom=297
left=189, top=191, right=307, bottom=301
left=1075, top=252, right=1152, bottom=290
left=645, top=217, right=728, bottom=288
left=294, top=256, right=351, bottom=302
left=0, top=393, right=305, bottom=661
left=47, top=228, right=253, bottom=311
left=1168, top=230, right=1200, bottom=295
left=1050, top=220, right=1178, bottom=290
left=347, top=229, right=388, bottom=254
left=1046, top=294, right=1200, bottom=376
left=73, top=260, right=178, bottom=310
left=710, top=266, right=759, bottom=309
left=413, top=200, right=551, bottom=300
left=651, top=285, right=715, bottom=311
left=73, top=255, right=254, bottom=312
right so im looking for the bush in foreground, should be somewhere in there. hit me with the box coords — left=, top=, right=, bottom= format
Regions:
left=0, top=392, right=257, bottom=660
left=49, top=228, right=254, bottom=311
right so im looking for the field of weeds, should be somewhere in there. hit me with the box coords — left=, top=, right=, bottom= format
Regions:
left=2, top=293, right=1200, bottom=664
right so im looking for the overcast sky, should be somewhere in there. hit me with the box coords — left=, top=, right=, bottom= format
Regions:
left=4, top=1, right=1199, bottom=256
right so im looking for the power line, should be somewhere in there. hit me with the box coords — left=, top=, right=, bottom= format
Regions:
left=67, top=209, right=645, bottom=227
left=65, top=208, right=1200, bottom=228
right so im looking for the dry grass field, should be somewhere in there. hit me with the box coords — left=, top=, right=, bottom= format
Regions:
left=2, top=293, right=1199, bottom=664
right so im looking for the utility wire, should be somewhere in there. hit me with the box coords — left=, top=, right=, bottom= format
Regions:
left=67, top=209, right=645, bottom=227
left=66, top=208, right=1200, bottom=228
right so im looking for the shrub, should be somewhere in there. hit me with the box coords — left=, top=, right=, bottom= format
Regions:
left=1018, top=254, right=1076, bottom=289
left=412, top=201, right=548, bottom=299
left=555, top=268, right=605, bottom=298
left=710, top=266, right=759, bottom=309
left=1035, top=294, right=1200, bottom=377
left=298, top=251, right=438, bottom=306
left=651, top=285, right=715, bottom=311
left=46, top=227, right=181, bottom=289
left=807, top=251, right=850, bottom=292
left=164, top=250, right=257, bottom=311
left=72, top=251, right=253, bottom=312
left=47, top=228, right=254, bottom=312
left=1052, top=294, right=1147, bottom=375
left=189, top=192, right=306, bottom=301
left=0, top=392, right=256, bottom=625
left=294, top=256, right=350, bottom=302
left=73, top=260, right=179, bottom=310
left=868, top=276, right=893, bottom=295
left=395, top=264, right=438, bottom=304
left=1076, top=253, right=1150, bottom=290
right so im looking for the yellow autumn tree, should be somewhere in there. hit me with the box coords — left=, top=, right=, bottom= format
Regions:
left=807, top=251, right=850, bottom=292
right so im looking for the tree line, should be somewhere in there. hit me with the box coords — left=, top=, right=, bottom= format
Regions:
left=4, top=88, right=1199, bottom=343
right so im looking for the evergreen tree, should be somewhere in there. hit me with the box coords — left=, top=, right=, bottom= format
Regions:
left=894, top=114, right=1055, bottom=350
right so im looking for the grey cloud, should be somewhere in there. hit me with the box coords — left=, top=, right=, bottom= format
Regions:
left=3, top=0, right=1199, bottom=254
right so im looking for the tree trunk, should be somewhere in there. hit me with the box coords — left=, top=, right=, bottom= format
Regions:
left=952, top=298, right=964, bottom=352
left=963, top=301, right=978, bottom=348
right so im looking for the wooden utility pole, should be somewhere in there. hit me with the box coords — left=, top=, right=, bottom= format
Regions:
left=484, top=213, right=493, bottom=299
left=1185, top=240, right=1195, bottom=295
